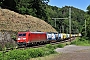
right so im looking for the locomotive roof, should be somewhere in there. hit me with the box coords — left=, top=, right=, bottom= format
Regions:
left=18, top=31, right=46, bottom=34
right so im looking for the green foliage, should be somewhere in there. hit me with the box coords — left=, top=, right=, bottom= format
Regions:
left=45, top=44, right=54, bottom=49
left=11, top=35, right=16, bottom=41
left=5, top=49, right=30, bottom=60
left=87, top=5, right=90, bottom=14
left=71, top=37, right=90, bottom=46
left=45, top=44, right=65, bottom=49
left=44, top=44, right=65, bottom=54
left=0, top=43, right=66, bottom=60
left=0, top=45, right=57, bottom=60
left=48, top=49, right=56, bottom=54
left=46, top=6, right=85, bottom=33
left=5, top=42, right=15, bottom=48
left=0, top=44, right=3, bottom=51
left=26, top=48, right=45, bottom=58
left=85, top=13, right=90, bottom=39
left=56, top=43, right=65, bottom=48
left=41, top=48, right=56, bottom=56
left=0, top=52, right=3, bottom=60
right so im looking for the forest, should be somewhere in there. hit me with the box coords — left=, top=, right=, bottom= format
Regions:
left=0, top=0, right=90, bottom=39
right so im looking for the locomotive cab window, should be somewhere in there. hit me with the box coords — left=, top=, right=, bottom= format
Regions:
left=18, top=34, right=22, bottom=36
left=18, top=33, right=26, bottom=36
left=23, top=33, right=26, bottom=36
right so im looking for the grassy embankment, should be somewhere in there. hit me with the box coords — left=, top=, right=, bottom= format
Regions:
left=1, top=37, right=89, bottom=60
left=0, top=43, right=65, bottom=60
left=71, top=37, right=90, bottom=46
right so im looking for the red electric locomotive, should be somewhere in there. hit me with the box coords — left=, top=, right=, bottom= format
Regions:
left=17, top=31, right=47, bottom=46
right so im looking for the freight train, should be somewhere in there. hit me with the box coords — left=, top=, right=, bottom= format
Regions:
left=17, top=31, right=81, bottom=46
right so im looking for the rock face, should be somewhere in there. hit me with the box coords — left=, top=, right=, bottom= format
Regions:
left=0, top=8, right=57, bottom=32
left=0, top=31, right=17, bottom=50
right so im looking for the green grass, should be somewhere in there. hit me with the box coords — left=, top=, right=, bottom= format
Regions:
left=1, top=37, right=89, bottom=60
left=71, top=37, right=90, bottom=46
left=56, top=43, right=65, bottom=48
left=0, top=43, right=65, bottom=60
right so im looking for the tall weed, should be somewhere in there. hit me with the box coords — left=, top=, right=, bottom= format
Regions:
left=71, top=37, right=90, bottom=46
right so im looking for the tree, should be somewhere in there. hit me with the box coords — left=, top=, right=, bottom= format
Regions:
left=2, top=0, right=16, bottom=10
left=0, top=0, right=4, bottom=6
left=87, top=5, right=90, bottom=15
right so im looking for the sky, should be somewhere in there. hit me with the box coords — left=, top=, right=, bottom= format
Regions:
left=48, top=0, right=90, bottom=11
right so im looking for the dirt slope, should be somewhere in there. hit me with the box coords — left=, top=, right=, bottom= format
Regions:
left=0, top=8, right=57, bottom=32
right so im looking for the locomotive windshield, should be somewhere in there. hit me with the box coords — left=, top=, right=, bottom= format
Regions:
left=18, top=33, right=26, bottom=36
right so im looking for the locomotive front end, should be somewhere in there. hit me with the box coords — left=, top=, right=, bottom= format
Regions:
left=17, top=32, right=27, bottom=46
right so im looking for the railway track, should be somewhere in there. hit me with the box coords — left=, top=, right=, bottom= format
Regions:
left=0, top=37, right=76, bottom=53
left=3, top=37, right=75, bottom=52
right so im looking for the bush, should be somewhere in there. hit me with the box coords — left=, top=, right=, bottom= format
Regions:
left=11, top=35, right=16, bottom=41
left=48, top=49, right=56, bottom=54
left=0, top=52, right=3, bottom=60
left=41, top=47, right=56, bottom=56
left=71, top=37, right=90, bottom=46
left=5, top=42, right=15, bottom=48
left=0, top=44, right=3, bottom=51
left=57, top=44, right=64, bottom=48
left=45, top=44, right=54, bottom=50
left=26, top=48, right=45, bottom=58
left=1, top=47, right=55, bottom=60
left=0, top=43, right=59, bottom=60
left=53, top=45, right=57, bottom=49
left=5, top=49, right=30, bottom=60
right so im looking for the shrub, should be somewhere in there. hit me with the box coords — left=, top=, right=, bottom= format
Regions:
left=0, top=44, right=3, bottom=51
left=0, top=44, right=58, bottom=60
left=11, top=35, right=16, bottom=41
left=5, top=49, right=30, bottom=60
left=48, top=49, right=57, bottom=54
left=53, top=45, right=57, bottom=49
left=71, top=37, right=90, bottom=46
left=45, top=44, right=54, bottom=50
left=26, top=48, right=45, bottom=58
left=0, top=52, right=3, bottom=60
left=40, top=47, right=56, bottom=56
left=5, top=42, right=14, bottom=48
left=57, top=43, right=64, bottom=48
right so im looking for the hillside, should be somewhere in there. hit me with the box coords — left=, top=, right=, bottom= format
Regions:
left=0, top=8, right=57, bottom=32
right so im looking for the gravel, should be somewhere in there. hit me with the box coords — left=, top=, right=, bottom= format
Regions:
left=53, top=45, right=90, bottom=60
left=55, top=45, right=90, bottom=53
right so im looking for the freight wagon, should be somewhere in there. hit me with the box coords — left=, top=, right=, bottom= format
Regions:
left=17, top=31, right=81, bottom=47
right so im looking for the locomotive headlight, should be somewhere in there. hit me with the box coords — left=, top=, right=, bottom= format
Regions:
left=23, top=38, right=26, bottom=40
left=18, top=38, right=20, bottom=40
